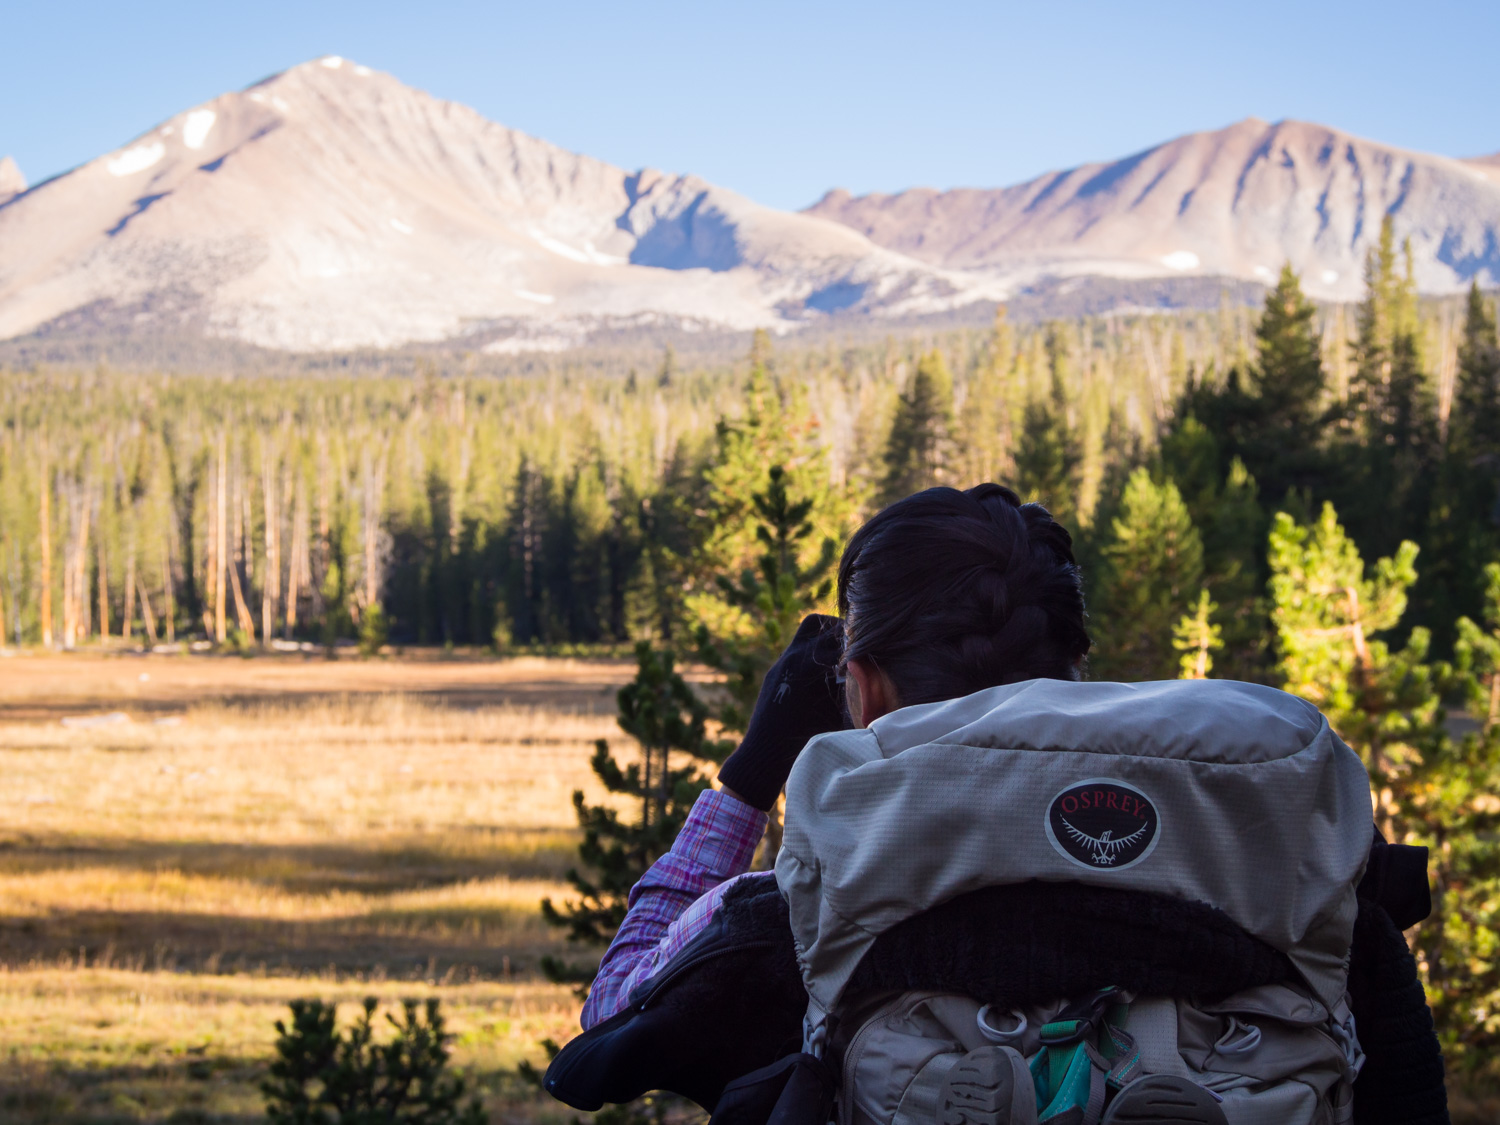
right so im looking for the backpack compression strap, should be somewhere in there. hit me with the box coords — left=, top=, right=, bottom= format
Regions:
left=1031, top=986, right=1143, bottom=1125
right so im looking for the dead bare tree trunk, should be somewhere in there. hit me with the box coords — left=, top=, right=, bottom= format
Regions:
left=315, top=438, right=330, bottom=622
left=215, top=434, right=227, bottom=644
left=122, top=524, right=136, bottom=643
left=38, top=445, right=51, bottom=648
left=362, top=447, right=384, bottom=613
left=240, top=456, right=253, bottom=592
left=78, top=489, right=91, bottom=641
left=163, top=531, right=175, bottom=643
left=63, top=482, right=91, bottom=649
left=61, top=484, right=75, bottom=649
left=96, top=520, right=109, bottom=641
left=261, top=443, right=279, bottom=645
left=228, top=554, right=255, bottom=640
left=286, top=474, right=307, bottom=639
left=136, top=571, right=158, bottom=644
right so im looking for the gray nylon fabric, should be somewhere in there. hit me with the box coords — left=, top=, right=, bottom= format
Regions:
left=832, top=989, right=1356, bottom=1125
left=774, top=678, right=1372, bottom=1017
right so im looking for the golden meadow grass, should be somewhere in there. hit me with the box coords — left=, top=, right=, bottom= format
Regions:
left=4, top=653, right=1499, bottom=1124
left=0, top=652, right=638, bottom=1123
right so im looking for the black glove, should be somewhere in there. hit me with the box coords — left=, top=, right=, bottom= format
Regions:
left=717, top=614, right=850, bottom=811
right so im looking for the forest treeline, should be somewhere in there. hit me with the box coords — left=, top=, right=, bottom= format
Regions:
left=0, top=283, right=1257, bottom=653
left=0, top=220, right=1492, bottom=674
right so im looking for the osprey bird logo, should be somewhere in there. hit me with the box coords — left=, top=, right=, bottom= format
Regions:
left=1045, top=779, right=1160, bottom=871
left=1059, top=818, right=1149, bottom=866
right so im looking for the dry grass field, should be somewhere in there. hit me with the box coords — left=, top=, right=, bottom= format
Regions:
left=6, top=651, right=1497, bottom=1125
left=0, top=650, right=639, bottom=1124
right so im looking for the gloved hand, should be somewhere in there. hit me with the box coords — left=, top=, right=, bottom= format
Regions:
left=717, top=614, right=850, bottom=811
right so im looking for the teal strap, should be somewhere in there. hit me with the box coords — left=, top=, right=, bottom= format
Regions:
left=1031, top=989, right=1138, bottom=1125
left=1033, top=1039, right=1099, bottom=1124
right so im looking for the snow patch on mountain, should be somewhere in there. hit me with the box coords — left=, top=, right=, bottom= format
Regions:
left=182, top=110, right=216, bottom=150
left=107, top=142, right=165, bottom=176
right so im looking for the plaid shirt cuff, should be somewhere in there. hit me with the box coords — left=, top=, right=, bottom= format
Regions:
left=579, top=789, right=768, bottom=1028
left=630, top=788, right=768, bottom=901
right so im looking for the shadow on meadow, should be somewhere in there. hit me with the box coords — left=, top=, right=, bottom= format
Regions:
left=0, top=833, right=590, bottom=979
left=0, top=832, right=580, bottom=891
left=0, top=1053, right=557, bottom=1125
left=0, top=906, right=564, bottom=980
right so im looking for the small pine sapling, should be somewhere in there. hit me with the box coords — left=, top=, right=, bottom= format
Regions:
left=262, top=997, right=485, bottom=1125
left=359, top=602, right=389, bottom=656
left=539, top=642, right=728, bottom=979
left=1172, top=589, right=1222, bottom=679
left=695, top=464, right=835, bottom=860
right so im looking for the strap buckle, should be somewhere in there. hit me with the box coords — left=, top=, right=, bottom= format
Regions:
left=1039, top=985, right=1125, bottom=1046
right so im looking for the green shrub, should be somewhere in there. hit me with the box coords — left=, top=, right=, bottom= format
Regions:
left=359, top=604, right=389, bottom=656
left=262, top=997, right=485, bottom=1125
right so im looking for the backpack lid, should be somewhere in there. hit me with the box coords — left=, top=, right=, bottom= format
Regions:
left=774, top=678, right=1371, bottom=1019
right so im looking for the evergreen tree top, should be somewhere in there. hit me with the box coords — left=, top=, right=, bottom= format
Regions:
left=1252, top=265, right=1324, bottom=426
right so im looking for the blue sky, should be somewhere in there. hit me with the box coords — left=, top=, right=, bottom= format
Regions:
left=4, top=1, right=1497, bottom=211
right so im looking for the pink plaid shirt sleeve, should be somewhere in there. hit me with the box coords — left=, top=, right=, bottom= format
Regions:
left=579, top=789, right=769, bottom=1029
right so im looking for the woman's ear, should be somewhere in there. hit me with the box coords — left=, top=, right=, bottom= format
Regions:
left=847, top=657, right=897, bottom=728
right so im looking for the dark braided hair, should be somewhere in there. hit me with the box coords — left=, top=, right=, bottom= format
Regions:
left=837, top=484, right=1091, bottom=707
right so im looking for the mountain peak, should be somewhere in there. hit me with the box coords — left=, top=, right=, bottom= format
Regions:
left=805, top=117, right=1500, bottom=298
left=0, top=157, right=24, bottom=198
left=0, top=60, right=975, bottom=351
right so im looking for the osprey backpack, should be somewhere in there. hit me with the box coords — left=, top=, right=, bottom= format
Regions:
left=772, top=677, right=1373, bottom=1125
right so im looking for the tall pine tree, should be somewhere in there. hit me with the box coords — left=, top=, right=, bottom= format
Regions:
left=879, top=349, right=956, bottom=505
left=1093, top=467, right=1204, bottom=681
left=1160, top=417, right=1267, bottom=680
left=1427, top=282, right=1500, bottom=645
left=1177, top=264, right=1327, bottom=513
left=1012, top=327, right=1082, bottom=522
left=695, top=465, right=836, bottom=863
left=696, top=333, right=854, bottom=602
left=1453, top=281, right=1500, bottom=455
left=1247, top=265, right=1329, bottom=504
left=1267, top=502, right=1423, bottom=836
left=1340, top=217, right=1438, bottom=565
left=956, top=307, right=1016, bottom=487
left=1272, top=504, right=1500, bottom=1071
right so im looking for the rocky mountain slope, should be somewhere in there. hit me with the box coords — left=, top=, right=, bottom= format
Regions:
left=3, top=72, right=1495, bottom=356
left=0, top=157, right=24, bottom=201
left=806, top=119, right=1500, bottom=301
left=0, top=58, right=992, bottom=352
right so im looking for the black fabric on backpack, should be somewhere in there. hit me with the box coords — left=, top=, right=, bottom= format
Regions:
left=1348, top=895, right=1449, bottom=1125
left=1358, top=832, right=1432, bottom=931
left=709, top=1053, right=837, bottom=1125
left=847, top=880, right=1294, bottom=1003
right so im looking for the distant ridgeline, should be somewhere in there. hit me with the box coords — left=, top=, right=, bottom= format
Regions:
left=0, top=237, right=1494, bottom=671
